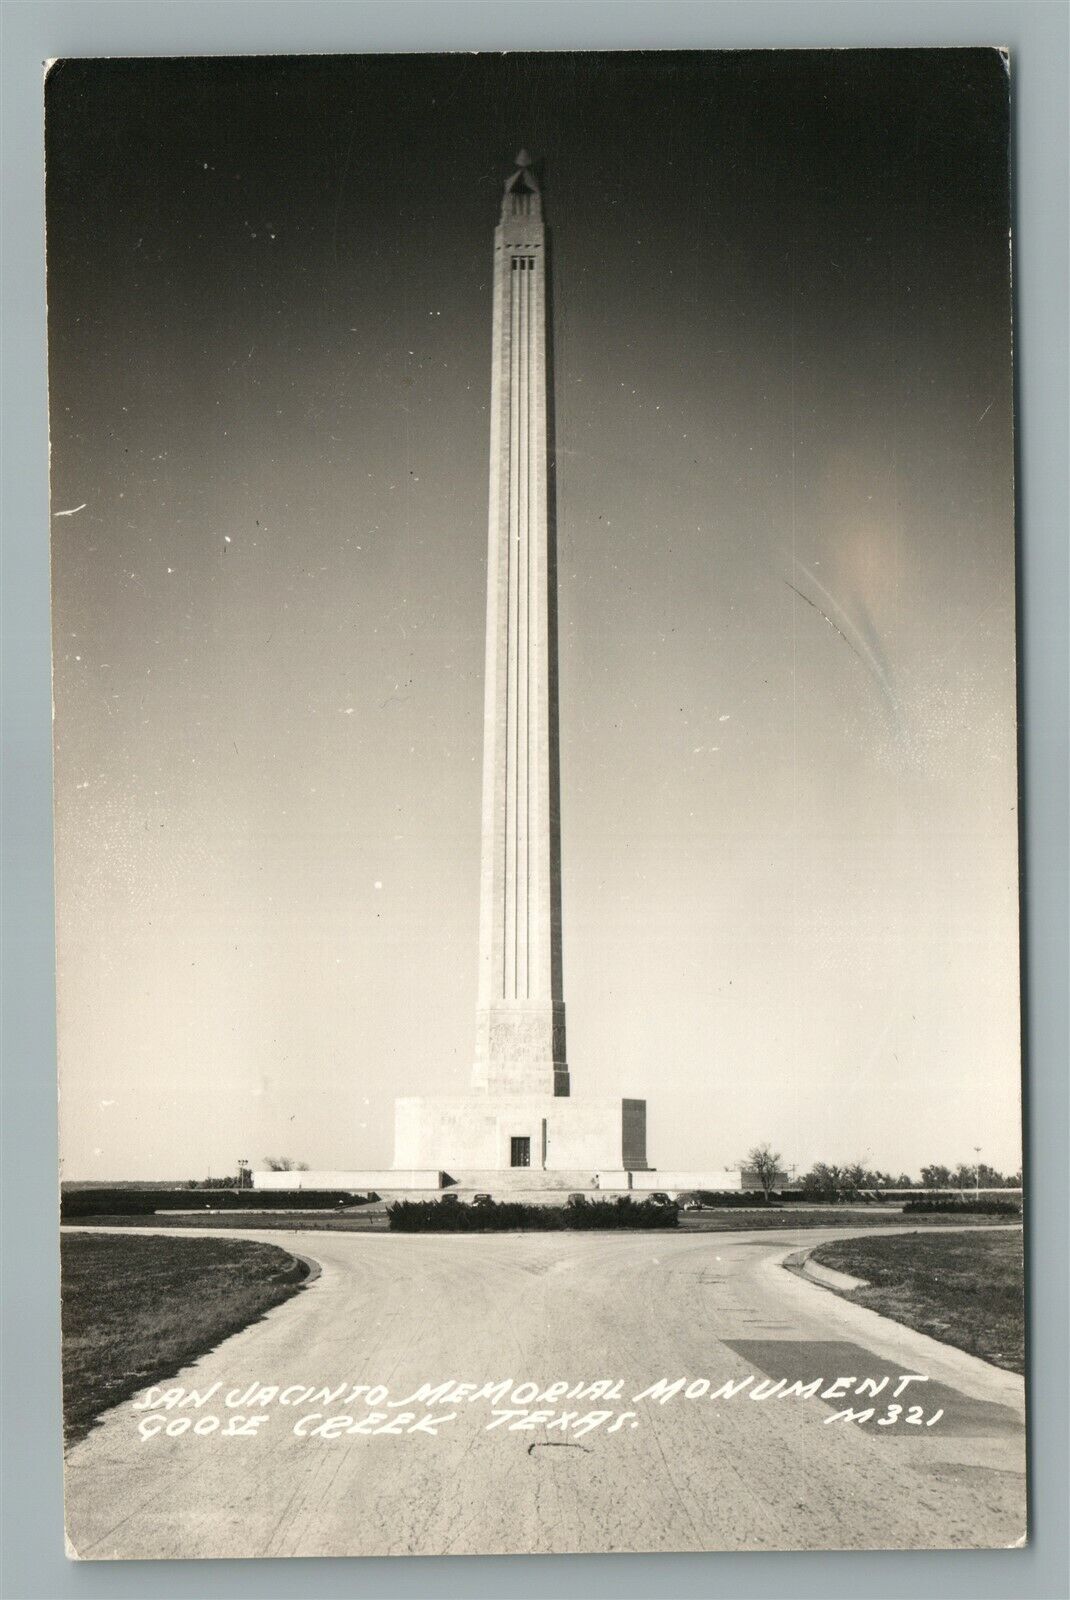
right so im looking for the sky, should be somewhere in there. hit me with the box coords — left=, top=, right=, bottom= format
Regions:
left=46, top=50, right=1021, bottom=1181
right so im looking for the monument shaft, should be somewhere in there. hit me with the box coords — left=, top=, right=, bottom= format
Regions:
left=473, top=155, right=568, bottom=1098
left=391, top=155, right=646, bottom=1177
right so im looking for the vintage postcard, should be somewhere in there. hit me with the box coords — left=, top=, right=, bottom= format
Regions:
left=48, top=49, right=1024, bottom=1559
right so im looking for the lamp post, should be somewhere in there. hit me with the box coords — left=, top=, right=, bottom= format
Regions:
left=237, top=1158, right=250, bottom=1192
left=973, top=1146, right=982, bottom=1199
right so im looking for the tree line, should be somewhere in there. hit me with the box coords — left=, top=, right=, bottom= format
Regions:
left=745, top=1144, right=1022, bottom=1200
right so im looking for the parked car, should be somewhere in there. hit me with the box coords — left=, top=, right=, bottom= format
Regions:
left=647, top=1192, right=677, bottom=1209
left=566, top=1193, right=588, bottom=1207
left=439, top=1192, right=460, bottom=1205
left=472, top=1193, right=494, bottom=1208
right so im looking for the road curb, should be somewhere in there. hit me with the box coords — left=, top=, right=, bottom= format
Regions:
left=283, top=1248, right=322, bottom=1288
left=783, top=1245, right=869, bottom=1292
left=771, top=1229, right=1026, bottom=1403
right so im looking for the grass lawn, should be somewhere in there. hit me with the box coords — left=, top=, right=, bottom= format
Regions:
left=63, top=1211, right=384, bottom=1231
left=60, top=1232, right=310, bottom=1445
left=809, top=1229, right=1024, bottom=1373
left=680, top=1209, right=1016, bottom=1232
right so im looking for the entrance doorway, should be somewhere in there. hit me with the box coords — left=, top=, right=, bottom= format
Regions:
left=510, top=1136, right=531, bottom=1168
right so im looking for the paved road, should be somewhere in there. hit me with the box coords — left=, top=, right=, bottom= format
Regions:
left=63, top=1225, right=1026, bottom=1559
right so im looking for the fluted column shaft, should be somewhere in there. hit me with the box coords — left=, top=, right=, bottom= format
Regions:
left=473, top=175, right=568, bottom=1098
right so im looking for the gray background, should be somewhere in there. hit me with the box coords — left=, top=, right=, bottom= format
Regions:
left=2, top=2, right=1066, bottom=1597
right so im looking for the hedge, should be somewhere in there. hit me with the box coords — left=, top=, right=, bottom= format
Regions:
left=387, top=1196, right=678, bottom=1231
left=60, top=1187, right=372, bottom=1217
left=676, top=1190, right=886, bottom=1207
left=901, top=1197, right=1021, bottom=1216
left=780, top=1190, right=890, bottom=1203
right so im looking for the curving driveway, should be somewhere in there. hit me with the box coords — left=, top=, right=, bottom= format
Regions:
left=63, top=1224, right=1026, bottom=1559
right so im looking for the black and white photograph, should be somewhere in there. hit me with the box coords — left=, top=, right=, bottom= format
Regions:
left=47, top=48, right=1025, bottom=1560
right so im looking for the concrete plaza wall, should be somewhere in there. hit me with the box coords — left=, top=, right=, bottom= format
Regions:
left=250, top=1166, right=759, bottom=1196
left=442, top=1169, right=632, bottom=1192
left=252, top=1168, right=442, bottom=1192
left=631, top=1169, right=744, bottom=1192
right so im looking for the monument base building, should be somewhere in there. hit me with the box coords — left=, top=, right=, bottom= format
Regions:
left=393, top=1093, right=648, bottom=1175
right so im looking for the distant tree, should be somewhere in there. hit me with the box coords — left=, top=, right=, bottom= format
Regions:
left=800, top=1163, right=843, bottom=1200
left=842, top=1162, right=869, bottom=1195
left=920, top=1164, right=953, bottom=1189
left=263, top=1157, right=310, bottom=1172
left=894, top=1173, right=915, bottom=1190
left=744, top=1144, right=783, bottom=1198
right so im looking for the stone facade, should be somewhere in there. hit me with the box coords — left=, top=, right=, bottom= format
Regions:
left=394, top=1095, right=647, bottom=1174
left=471, top=1001, right=569, bottom=1096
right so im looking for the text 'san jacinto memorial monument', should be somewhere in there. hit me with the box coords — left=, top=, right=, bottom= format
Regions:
left=393, top=154, right=648, bottom=1181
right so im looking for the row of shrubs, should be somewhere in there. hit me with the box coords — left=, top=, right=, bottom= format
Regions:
left=901, top=1197, right=1021, bottom=1216
left=60, top=1187, right=372, bottom=1217
left=780, top=1189, right=890, bottom=1204
left=388, top=1197, right=678, bottom=1231
left=676, top=1190, right=890, bottom=1207
left=723, top=1190, right=1016, bottom=1206
left=678, top=1190, right=914, bottom=1207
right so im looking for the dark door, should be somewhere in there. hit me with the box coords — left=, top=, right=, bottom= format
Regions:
left=510, top=1136, right=531, bottom=1168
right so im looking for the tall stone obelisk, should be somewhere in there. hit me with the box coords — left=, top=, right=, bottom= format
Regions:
left=392, top=153, right=646, bottom=1177
left=471, top=151, right=569, bottom=1100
